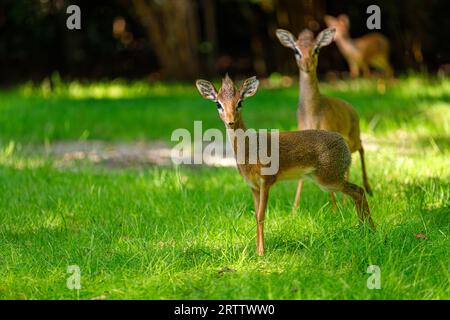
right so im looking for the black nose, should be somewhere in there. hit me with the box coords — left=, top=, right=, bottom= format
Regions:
left=228, top=122, right=234, bottom=126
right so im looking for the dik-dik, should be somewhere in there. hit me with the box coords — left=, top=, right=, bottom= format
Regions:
left=276, top=27, right=372, bottom=211
left=324, top=14, right=393, bottom=78
left=196, top=75, right=375, bottom=256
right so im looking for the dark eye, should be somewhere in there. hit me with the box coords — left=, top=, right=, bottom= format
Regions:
left=216, top=102, right=223, bottom=110
left=237, top=101, right=242, bottom=109
left=294, top=48, right=301, bottom=56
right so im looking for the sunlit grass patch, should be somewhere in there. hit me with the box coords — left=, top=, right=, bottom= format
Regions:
left=18, top=75, right=194, bottom=100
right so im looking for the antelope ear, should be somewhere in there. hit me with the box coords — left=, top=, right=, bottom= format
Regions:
left=338, top=14, right=350, bottom=27
left=276, top=29, right=298, bottom=50
left=324, top=15, right=336, bottom=26
left=314, top=28, right=335, bottom=53
left=195, top=79, right=217, bottom=101
left=240, top=76, right=259, bottom=99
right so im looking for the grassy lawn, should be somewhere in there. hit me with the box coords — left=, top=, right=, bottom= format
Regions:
left=0, top=76, right=449, bottom=299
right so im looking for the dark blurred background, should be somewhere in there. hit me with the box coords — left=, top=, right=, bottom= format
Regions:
left=1, top=0, right=449, bottom=86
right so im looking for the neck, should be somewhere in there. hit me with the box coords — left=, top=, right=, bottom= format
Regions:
left=299, top=69, right=321, bottom=111
left=335, top=34, right=357, bottom=56
left=233, top=117, right=246, bottom=131
left=226, top=117, right=249, bottom=163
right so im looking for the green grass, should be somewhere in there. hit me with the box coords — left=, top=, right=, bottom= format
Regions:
left=0, top=76, right=449, bottom=299
left=1, top=76, right=449, bottom=144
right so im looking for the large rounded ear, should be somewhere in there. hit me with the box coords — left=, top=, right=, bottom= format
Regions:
left=314, top=28, right=335, bottom=53
left=324, top=15, right=336, bottom=27
left=338, top=14, right=350, bottom=27
left=195, top=79, right=217, bottom=101
left=276, top=29, right=299, bottom=51
left=239, top=76, right=259, bottom=99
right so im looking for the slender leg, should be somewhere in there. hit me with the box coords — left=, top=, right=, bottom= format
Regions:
left=342, top=182, right=375, bottom=230
left=251, top=188, right=259, bottom=217
left=330, top=192, right=337, bottom=210
left=383, top=60, right=394, bottom=78
left=342, top=168, right=350, bottom=205
left=374, top=55, right=393, bottom=78
left=256, top=183, right=270, bottom=256
left=292, top=179, right=304, bottom=215
left=359, top=146, right=373, bottom=196
left=349, top=61, right=360, bottom=79
left=362, top=63, right=371, bottom=78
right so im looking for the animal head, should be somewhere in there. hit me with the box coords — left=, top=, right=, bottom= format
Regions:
left=275, top=27, right=335, bottom=73
left=324, top=14, right=350, bottom=40
left=195, top=74, right=259, bottom=129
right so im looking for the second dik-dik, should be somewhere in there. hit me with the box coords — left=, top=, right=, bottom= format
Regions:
left=276, top=27, right=373, bottom=211
left=196, top=75, right=375, bottom=256
left=324, top=14, right=393, bottom=78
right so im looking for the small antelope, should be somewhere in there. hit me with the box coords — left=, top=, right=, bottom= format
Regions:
left=275, top=27, right=373, bottom=212
left=195, top=75, right=375, bottom=256
left=324, top=14, right=393, bottom=78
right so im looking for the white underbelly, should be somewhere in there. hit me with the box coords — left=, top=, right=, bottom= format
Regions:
left=243, top=175, right=259, bottom=189
left=277, top=166, right=314, bottom=181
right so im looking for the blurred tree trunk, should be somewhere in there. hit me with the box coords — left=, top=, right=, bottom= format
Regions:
left=201, top=0, right=217, bottom=76
left=274, top=0, right=326, bottom=74
left=241, top=3, right=267, bottom=76
left=403, top=0, right=428, bottom=71
left=276, top=0, right=325, bottom=32
left=132, top=0, right=200, bottom=79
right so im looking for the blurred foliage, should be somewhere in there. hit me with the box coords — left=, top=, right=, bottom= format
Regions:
left=0, top=0, right=449, bottom=84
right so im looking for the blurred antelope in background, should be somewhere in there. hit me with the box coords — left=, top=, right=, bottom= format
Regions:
left=324, top=14, right=393, bottom=78
left=276, top=27, right=373, bottom=212
left=196, top=75, right=375, bottom=256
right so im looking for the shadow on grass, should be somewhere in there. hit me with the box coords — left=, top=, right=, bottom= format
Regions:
left=399, top=176, right=449, bottom=229
left=419, top=206, right=449, bottom=229
left=415, top=135, right=450, bottom=152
